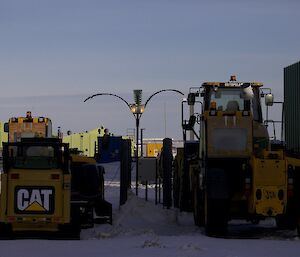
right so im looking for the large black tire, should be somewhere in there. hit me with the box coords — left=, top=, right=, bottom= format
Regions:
left=275, top=214, right=297, bottom=230
left=205, top=197, right=228, bottom=237
left=193, top=188, right=204, bottom=227
left=275, top=193, right=298, bottom=230
left=97, top=165, right=105, bottom=199
left=192, top=171, right=204, bottom=227
left=0, top=222, right=13, bottom=239
left=297, top=224, right=300, bottom=237
left=204, top=168, right=229, bottom=237
left=59, top=205, right=81, bottom=239
left=80, top=205, right=94, bottom=229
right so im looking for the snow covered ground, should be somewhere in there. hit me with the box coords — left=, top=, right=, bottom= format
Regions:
left=0, top=162, right=300, bottom=257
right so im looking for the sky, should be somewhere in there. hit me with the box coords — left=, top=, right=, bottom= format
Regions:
left=0, top=0, right=300, bottom=138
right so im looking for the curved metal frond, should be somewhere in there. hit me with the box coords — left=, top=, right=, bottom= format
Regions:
left=84, top=93, right=132, bottom=111
left=144, top=89, right=184, bottom=108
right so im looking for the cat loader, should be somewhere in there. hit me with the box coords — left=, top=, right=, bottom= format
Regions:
left=0, top=111, right=112, bottom=238
left=174, top=76, right=300, bottom=237
left=0, top=137, right=81, bottom=239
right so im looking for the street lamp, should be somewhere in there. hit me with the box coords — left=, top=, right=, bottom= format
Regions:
left=129, top=89, right=146, bottom=195
left=84, top=89, right=184, bottom=196
left=130, top=102, right=144, bottom=195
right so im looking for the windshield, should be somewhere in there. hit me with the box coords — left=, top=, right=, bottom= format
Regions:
left=205, top=86, right=263, bottom=122
left=13, top=145, right=60, bottom=169
left=210, top=88, right=245, bottom=111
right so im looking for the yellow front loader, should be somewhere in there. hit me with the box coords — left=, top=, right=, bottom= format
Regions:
left=175, top=76, right=300, bottom=237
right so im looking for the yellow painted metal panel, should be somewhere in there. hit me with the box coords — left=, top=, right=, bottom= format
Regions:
left=250, top=155, right=287, bottom=216
left=147, top=143, right=163, bottom=157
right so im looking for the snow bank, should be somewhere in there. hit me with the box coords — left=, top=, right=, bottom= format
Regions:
left=0, top=162, right=300, bottom=257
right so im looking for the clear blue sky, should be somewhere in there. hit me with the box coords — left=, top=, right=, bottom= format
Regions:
left=0, top=0, right=299, bottom=139
left=1, top=0, right=299, bottom=97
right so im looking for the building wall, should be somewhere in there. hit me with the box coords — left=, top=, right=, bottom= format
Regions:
left=146, top=142, right=163, bottom=157
left=284, top=60, right=300, bottom=155
left=63, top=127, right=105, bottom=157
left=142, top=139, right=183, bottom=157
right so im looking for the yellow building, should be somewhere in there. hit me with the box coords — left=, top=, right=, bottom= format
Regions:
left=63, top=127, right=106, bottom=157
left=146, top=142, right=163, bottom=157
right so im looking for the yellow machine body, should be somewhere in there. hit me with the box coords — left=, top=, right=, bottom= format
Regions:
left=249, top=150, right=286, bottom=217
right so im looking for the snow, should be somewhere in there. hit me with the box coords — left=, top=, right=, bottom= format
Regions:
left=0, top=162, right=300, bottom=257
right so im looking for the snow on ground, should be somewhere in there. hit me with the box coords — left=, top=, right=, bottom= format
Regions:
left=0, top=162, right=300, bottom=257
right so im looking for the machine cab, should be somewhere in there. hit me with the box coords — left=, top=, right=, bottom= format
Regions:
left=200, top=76, right=268, bottom=158
left=202, top=76, right=264, bottom=124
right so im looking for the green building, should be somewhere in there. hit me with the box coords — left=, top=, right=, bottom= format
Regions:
left=284, top=60, right=300, bottom=154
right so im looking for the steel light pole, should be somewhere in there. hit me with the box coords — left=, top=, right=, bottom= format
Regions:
left=130, top=102, right=144, bottom=195
left=140, top=128, right=145, bottom=157
left=84, top=89, right=184, bottom=196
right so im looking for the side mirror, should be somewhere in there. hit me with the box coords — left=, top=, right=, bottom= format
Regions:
left=4, top=122, right=9, bottom=133
left=265, top=93, right=274, bottom=106
left=241, top=83, right=254, bottom=100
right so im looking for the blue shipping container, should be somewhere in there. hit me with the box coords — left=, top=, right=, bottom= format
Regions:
left=97, top=136, right=122, bottom=163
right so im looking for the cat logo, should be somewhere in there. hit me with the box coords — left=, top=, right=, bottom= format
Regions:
left=15, top=186, right=55, bottom=214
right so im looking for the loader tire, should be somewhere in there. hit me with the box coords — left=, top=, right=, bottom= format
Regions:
left=80, top=164, right=101, bottom=197
left=193, top=189, right=201, bottom=226
left=0, top=222, right=13, bottom=239
left=204, top=168, right=229, bottom=237
left=205, top=196, right=228, bottom=237
left=60, top=205, right=81, bottom=239
left=192, top=174, right=204, bottom=227
left=275, top=214, right=297, bottom=230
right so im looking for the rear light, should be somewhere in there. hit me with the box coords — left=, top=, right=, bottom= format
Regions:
left=11, top=173, right=19, bottom=179
left=51, top=174, right=60, bottom=180
left=287, top=185, right=294, bottom=197
left=7, top=216, right=16, bottom=222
